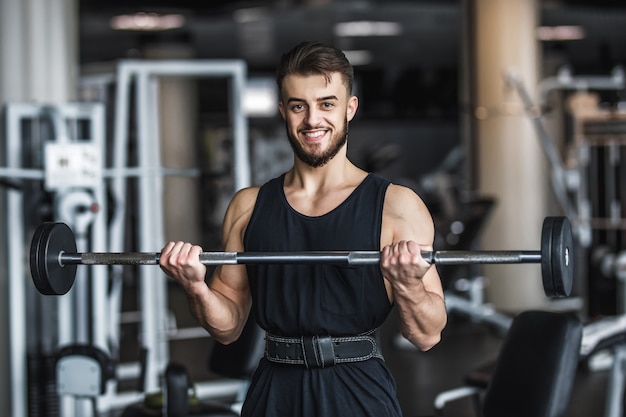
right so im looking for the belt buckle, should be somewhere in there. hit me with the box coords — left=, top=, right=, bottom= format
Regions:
left=302, top=335, right=335, bottom=369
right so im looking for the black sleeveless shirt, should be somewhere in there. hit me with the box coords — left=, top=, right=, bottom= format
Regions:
left=241, top=172, right=402, bottom=417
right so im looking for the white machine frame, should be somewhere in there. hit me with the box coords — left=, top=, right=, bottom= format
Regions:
left=3, top=102, right=108, bottom=417
left=3, top=59, right=251, bottom=416
left=107, top=59, right=251, bottom=404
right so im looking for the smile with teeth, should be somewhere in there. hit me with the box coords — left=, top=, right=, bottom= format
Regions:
left=302, top=130, right=327, bottom=142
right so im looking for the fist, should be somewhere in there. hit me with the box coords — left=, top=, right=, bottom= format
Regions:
left=380, top=240, right=432, bottom=284
left=159, top=241, right=207, bottom=287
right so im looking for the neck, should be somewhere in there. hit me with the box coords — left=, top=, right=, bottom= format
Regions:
left=286, top=156, right=365, bottom=191
left=282, top=158, right=368, bottom=217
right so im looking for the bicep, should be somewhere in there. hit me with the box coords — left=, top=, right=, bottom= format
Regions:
left=382, top=184, right=435, bottom=247
left=383, top=185, right=444, bottom=296
left=208, top=188, right=258, bottom=312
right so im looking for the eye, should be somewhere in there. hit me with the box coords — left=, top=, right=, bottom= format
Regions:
left=291, top=104, right=305, bottom=113
left=321, top=102, right=335, bottom=110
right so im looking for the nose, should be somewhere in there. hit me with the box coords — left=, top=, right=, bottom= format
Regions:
left=305, top=107, right=321, bottom=126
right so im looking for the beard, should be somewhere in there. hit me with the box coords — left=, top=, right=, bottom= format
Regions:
left=286, top=119, right=349, bottom=168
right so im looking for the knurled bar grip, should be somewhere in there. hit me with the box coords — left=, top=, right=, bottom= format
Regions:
left=65, top=250, right=542, bottom=266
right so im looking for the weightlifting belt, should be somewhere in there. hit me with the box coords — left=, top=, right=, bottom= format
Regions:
left=264, top=329, right=383, bottom=369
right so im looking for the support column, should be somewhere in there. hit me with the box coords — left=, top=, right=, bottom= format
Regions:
left=0, top=0, right=77, bottom=415
left=463, top=0, right=552, bottom=312
left=0, top=0, right=77, bottom=103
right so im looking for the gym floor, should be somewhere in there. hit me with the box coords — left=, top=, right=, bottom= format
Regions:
left=131, top=283, right=610, bottom=417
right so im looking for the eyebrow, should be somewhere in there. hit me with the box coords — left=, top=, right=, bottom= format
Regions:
left=286, top=95, right=339, bottom=103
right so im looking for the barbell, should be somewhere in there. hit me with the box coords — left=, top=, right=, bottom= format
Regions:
left=29, top=216, right=574, bottom=298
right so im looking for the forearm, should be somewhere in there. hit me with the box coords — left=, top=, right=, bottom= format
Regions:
left=184, top=280, right=251, bottom=345
left=393, top=279, right=447, bottom=351
left=160, top=188, right=256, bottom=345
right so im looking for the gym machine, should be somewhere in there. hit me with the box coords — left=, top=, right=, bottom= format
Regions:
left=1, top=103, right=109, bottom=417
left=1, top=58, right=252, bottom=417
left=506, top=66, right=626, bottom=417
left=102, top=59, right=251, bottom=412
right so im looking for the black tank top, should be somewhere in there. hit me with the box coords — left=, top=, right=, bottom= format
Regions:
left=241, top=173, right=403, bottom=417
left=244, top=172, right=393, bottom=337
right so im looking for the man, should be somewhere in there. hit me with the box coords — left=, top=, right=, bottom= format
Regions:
left=160, top=41, right=447, bottom=416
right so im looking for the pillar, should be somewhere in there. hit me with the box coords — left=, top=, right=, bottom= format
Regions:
left=462, top=0, right=553, bottom=312
left=0, top=0, right=77, bottom=415
left=0, top=0, right=77, bottom=103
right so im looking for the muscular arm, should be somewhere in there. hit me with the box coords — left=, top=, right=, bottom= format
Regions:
left=159, top=187, right=258, bottom=345
left=380, top=184, right=447, bottom=351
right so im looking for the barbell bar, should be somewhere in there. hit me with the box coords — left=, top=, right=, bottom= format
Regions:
left=29, top=216, right=574, bottom=298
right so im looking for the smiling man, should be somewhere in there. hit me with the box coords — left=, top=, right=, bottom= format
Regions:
left=159, top=41, right=447, bottom=417
left=280, top=72, right=354, bottom=168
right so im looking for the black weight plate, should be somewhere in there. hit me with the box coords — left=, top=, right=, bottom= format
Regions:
left=29, top=222, right=76, bottom=295
left=541, top=217, right=556, bottom=297
left=551, top=217, right=574, bottom=298
left=30, top=223, right=54, bottom=294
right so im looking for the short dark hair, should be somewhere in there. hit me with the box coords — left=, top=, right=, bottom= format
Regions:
left=276, top=41, right=354, bottom=97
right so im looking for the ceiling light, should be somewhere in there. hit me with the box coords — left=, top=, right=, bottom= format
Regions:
left=334, top=21, right=402, bottom=37
left=111, top=13, right=185, bottom=31
left=536, top=25, right=585, bottom=41
left=233, top=7, right=269, bottom=23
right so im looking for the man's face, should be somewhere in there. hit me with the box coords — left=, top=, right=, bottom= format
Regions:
left=278, top=73, right=358, bottom=168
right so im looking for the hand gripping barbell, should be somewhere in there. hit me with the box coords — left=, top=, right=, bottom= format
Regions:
left=29, top=216, right=574, bottom=298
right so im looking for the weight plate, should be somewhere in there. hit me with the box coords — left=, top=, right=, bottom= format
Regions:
left=30, top=223, right=54, bottom=294
left=551, top=216, right=574, bottom=298
left=541, top=217, right=556, bottom=297
left=29, top=222, right=77, bottom=295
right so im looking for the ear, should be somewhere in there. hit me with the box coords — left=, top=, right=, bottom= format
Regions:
left=346, top=96, right=358, bottom=122
left=278, top=101, right=286, bottom=120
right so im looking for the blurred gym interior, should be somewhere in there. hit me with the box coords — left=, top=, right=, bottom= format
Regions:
left=1, top=0, right=626, bottom=416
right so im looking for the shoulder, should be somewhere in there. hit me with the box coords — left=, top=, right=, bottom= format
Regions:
left=232, top=186, right=261, bottom=203
left=219, top=186, right=261, bottom=249
left=223, top=186, right=260, bottom=228
left=227, top=173, right=285, bottom=220
left=228, top=186, right=261, bottom=217
left=384, top=183, right=430, bottom=218
left=382, top=183, right=435, bottom=243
